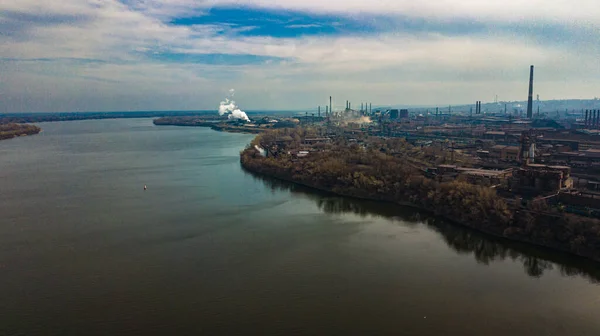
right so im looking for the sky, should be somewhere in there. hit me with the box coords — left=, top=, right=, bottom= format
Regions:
left=1, top=0, right=599, bottom=113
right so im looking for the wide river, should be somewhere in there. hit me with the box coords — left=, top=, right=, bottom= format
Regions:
left=1, top=119, right=599, bottom=335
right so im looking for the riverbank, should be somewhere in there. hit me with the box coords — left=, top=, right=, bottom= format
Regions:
left=240, top=129, right=600, bottom=263
left=153, top=116, right=267, bottom=134
left=0, top=123, right=41, bottom=141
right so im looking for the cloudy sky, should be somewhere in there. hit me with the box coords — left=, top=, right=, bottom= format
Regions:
left=1, top=0, right=599, bottom=113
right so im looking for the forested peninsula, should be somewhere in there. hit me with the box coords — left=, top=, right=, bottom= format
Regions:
left=240, top=127, right=600, bottom=262
left=0, top=123, right=41, bottom=141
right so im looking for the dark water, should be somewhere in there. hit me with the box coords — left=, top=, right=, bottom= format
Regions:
left=1, top=119, right=599, bottom=336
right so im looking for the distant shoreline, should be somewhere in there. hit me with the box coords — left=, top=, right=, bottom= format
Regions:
left=153, top=116, right=267, bottom=134
left=0, top=111, right=216, bottom=124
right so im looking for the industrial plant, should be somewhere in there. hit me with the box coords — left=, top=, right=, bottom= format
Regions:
left=257, top=65, right=600, bottom=219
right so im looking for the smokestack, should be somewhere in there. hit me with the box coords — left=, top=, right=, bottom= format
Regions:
left=436, top=107, right=439, bottom=118
left=505, top=103, right=507, bottom=115
left=585, top=109, right=589, bottom=127
left=369, top=103, right=372, bottom=115
left=361, top=103, right=363, bottom=113
left=325, top=105, right=328, bottom=116
left=318, top=106, right=321, bottom=118
left=329, top=96, right=332, bottom=116
left=527, top=65, right=534, bottom=119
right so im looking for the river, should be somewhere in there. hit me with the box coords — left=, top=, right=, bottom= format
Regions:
left=1, top=118, right=599, bottom=335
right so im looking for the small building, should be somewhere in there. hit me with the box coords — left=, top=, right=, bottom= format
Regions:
left=303, top=137, right=331, bottom=145
left=483, top=131, right=506, bottom=141
left=434, top=165, right=512, bottom=187
left=490, top=145, right=520, bottom=161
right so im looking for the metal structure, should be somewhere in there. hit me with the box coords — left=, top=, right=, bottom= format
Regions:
left=518, top=129, right=539, bottom=166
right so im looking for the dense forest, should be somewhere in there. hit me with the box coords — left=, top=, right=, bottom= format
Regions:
left=241, top=127, right=600, bottom=262
left=0, top=123, right=41, bottom=141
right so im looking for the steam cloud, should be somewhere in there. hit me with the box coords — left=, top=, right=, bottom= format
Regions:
left=218, top=89, right=250, bottom=122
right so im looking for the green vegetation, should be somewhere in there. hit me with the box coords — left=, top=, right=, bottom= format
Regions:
left=241, top=127, right=600, bottom=262
left=0, top=123, right=41, bottom=141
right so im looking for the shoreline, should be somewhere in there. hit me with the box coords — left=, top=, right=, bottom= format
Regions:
left=240, top=150, right=600, bottom=263
left=0, top=123, right=42, bottom=141
left=153, top=119, right=267, bottom=134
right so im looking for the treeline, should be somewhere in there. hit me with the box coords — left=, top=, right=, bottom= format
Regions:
left=153, top=116, right=225, bottom=127
left=0, top=123, right=41, bottom=140
left=0, top=111, right=210, bottom=124
left=241, top=127, right=600, bottom=262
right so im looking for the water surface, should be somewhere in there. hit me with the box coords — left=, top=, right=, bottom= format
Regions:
left=1, top=119, right=599, bottom=335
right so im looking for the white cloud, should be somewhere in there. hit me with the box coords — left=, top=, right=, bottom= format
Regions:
left=135, top=0, right=600, bottom=23
left=0, top=0, right=599, bottom=112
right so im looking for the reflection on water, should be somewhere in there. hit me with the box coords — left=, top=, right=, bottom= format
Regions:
left=246, top=170, right=600, bottom=284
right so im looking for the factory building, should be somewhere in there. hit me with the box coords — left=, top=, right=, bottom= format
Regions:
left=489, top=145, right=520, bottom=161
left=511, top=164, right=573, bottom=195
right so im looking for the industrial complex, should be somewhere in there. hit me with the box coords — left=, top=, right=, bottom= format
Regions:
left=241, top=65, right=600, bottom=219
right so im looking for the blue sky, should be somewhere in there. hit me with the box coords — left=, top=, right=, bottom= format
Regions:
left=1, top=0, right=599, bottom=112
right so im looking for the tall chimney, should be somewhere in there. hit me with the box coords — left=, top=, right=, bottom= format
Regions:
left=318, top=106, right=321, bottom=118
left=585, top=109, right=589, bottom=127
left=329, top=96, right=332, bottom=116
left=361, top=103, right=363, bottom=113
left=325, top=105, right=328, bottom=116
left=527, top=65, right=534, bottom=119
left=369, top=103, right=372, bottom=115
left=436, top=107, right=439, bottom=118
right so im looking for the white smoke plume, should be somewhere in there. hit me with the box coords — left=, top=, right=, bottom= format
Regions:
left=218, top=89, right=250, bottom=122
